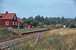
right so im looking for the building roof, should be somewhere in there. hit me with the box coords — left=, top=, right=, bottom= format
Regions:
left=17, top=18, right=23, bottom=23
left=0, top=12, right=16, bottom=19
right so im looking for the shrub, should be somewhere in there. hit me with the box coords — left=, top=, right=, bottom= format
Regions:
left=0, top=28, right=17, bottom=40
left=69, top=24, right=76, bottom=28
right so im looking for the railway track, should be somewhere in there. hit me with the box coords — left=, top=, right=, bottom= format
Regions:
left=0, top=29, right=51, bottom=43
left=0, top=28, right=51, bottom=43
left=21, top=28, right=51, bottom=35
left=0, top=28, right=51, bottom=50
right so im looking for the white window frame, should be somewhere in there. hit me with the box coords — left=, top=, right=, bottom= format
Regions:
left=15, top=22, right=17, bottom=25
left=18, top=22, right=20, bottom=27
left=12, top=22, right=14, bottom=25
left=5, top=21, right=9, bottom=26
left=14, top=16, right=16, bottom=20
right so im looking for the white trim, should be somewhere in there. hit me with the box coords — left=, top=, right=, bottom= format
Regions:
left=14, top=16, right=16, bottom=20
left=12, top=22, right=14, bottom=25
left=5, top=21, right=9, bottom=26
left=15, top=22, right=17, bottom=25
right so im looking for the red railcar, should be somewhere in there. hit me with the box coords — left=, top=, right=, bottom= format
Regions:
left=52, top=26, right=60, bottom=29
left=27, top=24, right=32, bottom=28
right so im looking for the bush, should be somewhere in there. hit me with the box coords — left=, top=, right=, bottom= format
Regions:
left=69, top=24, right=76, bottom=28
left=0, top=28, right=17, bottom=40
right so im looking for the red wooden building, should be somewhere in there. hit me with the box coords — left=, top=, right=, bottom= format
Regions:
left=0, top=11, right=23, bottom=29
left=27, top=24, right=32, bottom=28
left=17, top=18, right=24, bottom=28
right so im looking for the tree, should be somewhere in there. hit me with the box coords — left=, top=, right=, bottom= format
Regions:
left=22, top=18, right=28, bottom=26
left=61, top=17, right=65, bottom=23
left=28, top=17, right=34, bottom=24
left=35, top=15, right=41, bottom=22
left=40, top=16, right=44, bottom=22
left=57, top=17, right=60, bottom=24
left=74, top=16, right=76, bottom=22
left=44, top=17, right=50, bottom=25
left=22, top=15, right=76, bottom=28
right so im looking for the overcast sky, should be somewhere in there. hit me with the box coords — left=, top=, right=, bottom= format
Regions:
left=0, top=0, right=76, bottom=18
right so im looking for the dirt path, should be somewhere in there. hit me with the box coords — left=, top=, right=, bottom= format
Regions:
left=34, top=32, right=44, bottom=44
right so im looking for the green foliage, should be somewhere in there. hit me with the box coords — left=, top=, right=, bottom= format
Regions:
left=0, top=28, right=17, bottom=40
left=22, top=15, right=76, bottom=28
left=68, top=22, right=76, bottom=28
left=74, top=16, right=76, bottom=22
left=47, top=34, right=62, bottom=50
left=70, top=24, right=76, bottom=28
left=2, top=29, right=76, bottom=50
left=22, top=16, right=63, bottom=26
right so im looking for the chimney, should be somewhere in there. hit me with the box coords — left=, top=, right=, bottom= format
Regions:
left=6, top=11, right=8, bottom=14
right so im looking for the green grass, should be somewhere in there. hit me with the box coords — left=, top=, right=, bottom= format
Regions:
left=0, top=28, right=17, bottom=40
left=11, top=25, right=52, bottom=34
left=7, top=28, right=76, bottom=50
left=11, top=28, right=41, bottom=34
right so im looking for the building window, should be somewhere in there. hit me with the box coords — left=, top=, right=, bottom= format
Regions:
left=0, top=15, right=2, bottom=18
left=14, top=16, right=16, bottom=20
left=5, top=21, right=9, bottom=26
left=15, top=22, right=17, bottom=25
left=18, top=22, right=20, bottom=27
left=12, top=22, right=14, bottom=25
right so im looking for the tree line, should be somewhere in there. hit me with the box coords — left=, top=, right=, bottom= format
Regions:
left=22, top=15, right=76, bottom=27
